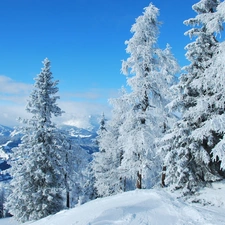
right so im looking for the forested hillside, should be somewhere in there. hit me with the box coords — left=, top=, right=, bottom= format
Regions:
left=1, top=0, right=225, bottom=224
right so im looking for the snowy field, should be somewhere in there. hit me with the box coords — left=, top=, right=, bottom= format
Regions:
left=1, top=181, right=225, bottom=225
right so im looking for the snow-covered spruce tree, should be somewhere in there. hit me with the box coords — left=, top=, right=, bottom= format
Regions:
left=108, top=89, right=133, bottom=192
left=92, top=111, right=123, bottom=197
left=120, top=3, right=179, bottom=189
left=6, top=58, right=67, bottom=222
left=0, top=184, right=6, bottom=218
left=61, top=136, right=77, bottom=209
left=99, top=113, right=107, bottom=134
left=207, top=42, right=225, bottom=173
left=67, top=143, right=92, bottom=205
left=92, top=114, right=110, bottom=197
left=164, top=0, right=225, bottom=194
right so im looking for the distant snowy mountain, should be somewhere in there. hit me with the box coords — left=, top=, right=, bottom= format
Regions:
left=59, top=115, right=100, bottom=154
left=0, top=125, right=12, bottom=135
left=0, top=122, right=99, bottom=158
left=0, top=126, right=22, bottom=182
left=0, top=126, right=22, bottom=156
left=60, top=125, right=98, bottom=154
left=0, top=123, right=99, bottom=182
left=63, top=114, right=101, bottom=133
left=2, top=181, right=225, bottom=225
left=0, top=125, right=13, bottom=145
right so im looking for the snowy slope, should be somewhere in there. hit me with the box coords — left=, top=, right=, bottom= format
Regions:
left=1, top=183, right=224, bottom=225
left=0, top=218, right=19, bottom=225
left=1, top=184, right=225, bottom=225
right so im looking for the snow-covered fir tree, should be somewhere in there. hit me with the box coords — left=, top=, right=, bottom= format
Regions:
left=99, top=113, right=107, bottom=134
left=108, top=89, right=132, bottom=192
left=92, top=110, right=123, bottom=197
left=6, top=58, right=69, bottom=222
left=207, top=41, right=225, bottom=171
left=163, top=0, right=225, bottom=194
left=0, top=183, right=6, bottom=218
left=118, top=3, right=179, bottom=189
left=61, top=136, right=77, bottom=209
left=67, top=141, right=93, bottom=205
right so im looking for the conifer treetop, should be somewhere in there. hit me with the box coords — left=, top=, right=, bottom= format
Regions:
left=26, top=58, right=63, bottom=127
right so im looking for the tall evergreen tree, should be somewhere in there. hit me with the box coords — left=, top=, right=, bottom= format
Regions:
left=163, top=0, right=225, bottom=194
left=0, top=184, right=6, bottom=218
left=68, top=140, right=93, bottom=206
left=92, top=109, right=123, bottom=197
left=99, top=113, right=107, bottom=133
left=6, top=58, right=67, bottom=222
left=119, top=3, right=179, bottom=189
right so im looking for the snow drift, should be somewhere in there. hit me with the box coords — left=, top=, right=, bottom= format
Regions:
left=24, top=184, right=225, bottom=225
left=2, top=182, right=225, bottom=225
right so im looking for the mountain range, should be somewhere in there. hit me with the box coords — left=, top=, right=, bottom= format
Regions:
left=0, top=122, right=99, bottom=182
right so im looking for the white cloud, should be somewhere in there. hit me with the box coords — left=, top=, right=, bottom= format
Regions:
left=0, top=75, right=32, bottom=127
left=0, top=76, right=115, bottom=128
left=56, top=100, right=112, bottom=129
left=0, top=100, right=112, bottom=129
left=0, top=75, right=33, bottom=107
left=0, top=104, right=30, bottom=127
left=0, top=75, right=32, bottom=95
left=59, top=88, right=119, bottom=102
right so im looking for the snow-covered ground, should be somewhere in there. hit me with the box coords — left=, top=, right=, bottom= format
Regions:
left=1, top=181, right=225, bottom=225
left=0, top=217, right=19, bottom=225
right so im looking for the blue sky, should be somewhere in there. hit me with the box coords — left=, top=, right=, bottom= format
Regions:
left=0, top=0, right=197, bottom=128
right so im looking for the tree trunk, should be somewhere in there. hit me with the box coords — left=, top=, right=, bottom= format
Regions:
left=65, top=173, right=70, bottom=208
left=120, top=176, right=126, bottom=192
left=66, top=191, right=70, bottom=208
left=136, top=171, right=142, bottom=189
left=161, top=166, right=166, bottom=187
